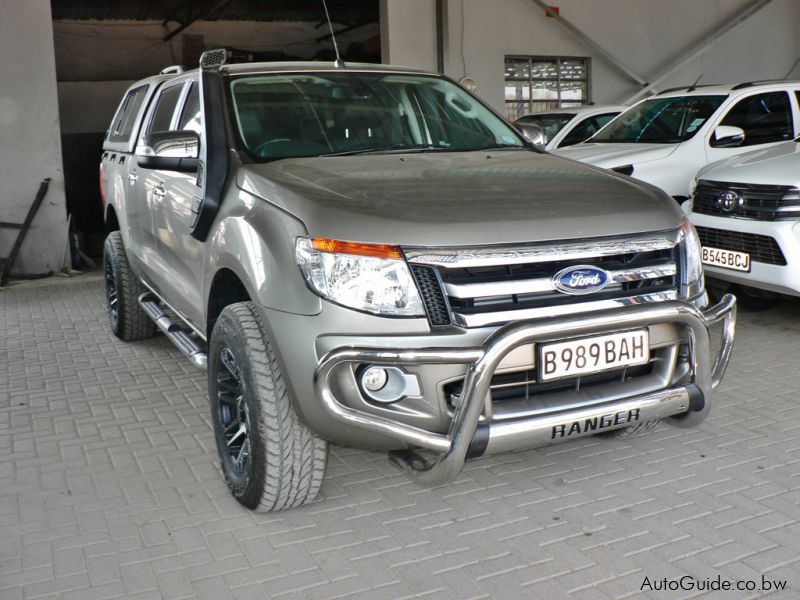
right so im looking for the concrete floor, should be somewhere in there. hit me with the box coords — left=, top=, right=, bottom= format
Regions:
left=1, top=273, right=799, bottom=599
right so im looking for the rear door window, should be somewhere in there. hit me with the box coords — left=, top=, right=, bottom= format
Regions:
left=148, top=84, right=184, bottom=134
left=108, top=85, right=148, bottom=143
left=715, top=91, right=793, bottom=146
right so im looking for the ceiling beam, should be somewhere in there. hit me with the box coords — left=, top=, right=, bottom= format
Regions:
left=314, top=20, right=370, bottom=42
left=162, top=0, right=231, bottom=41
left=525, top=0, right=648, bottom=87
left=624, top=0, right=775, bottom=104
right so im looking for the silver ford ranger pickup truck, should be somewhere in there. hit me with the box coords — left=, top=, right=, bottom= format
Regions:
left=99, top=50, right=736, bottom=511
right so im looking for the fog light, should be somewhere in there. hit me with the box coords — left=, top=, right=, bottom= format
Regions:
left=362, top=366, right=388, bottom=392
left=358, top=365, right=421, bottom=404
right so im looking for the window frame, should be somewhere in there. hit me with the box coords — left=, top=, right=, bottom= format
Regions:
left=107, top=85, right=149, bottom=144
left=557, top=111, right=621, bottom=148
left=224, top=71, right=528, bottom=163
left=593, top=94, right=726, bottom=144
left=104, top=83, right=163, bottom=156
left=711, top=90, right=795, bottom=148
left=143, top=80, right=191, bottom=137
left=177, top=80, right=203, bottom=133
left=504, top=55, right=592, bottom=121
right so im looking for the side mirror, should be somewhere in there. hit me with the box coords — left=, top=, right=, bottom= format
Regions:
left=136, top=130, right=200, bottom=172
left=515, top=123, right=547, bottom=151
left=712, top=125, right=745, bottom=148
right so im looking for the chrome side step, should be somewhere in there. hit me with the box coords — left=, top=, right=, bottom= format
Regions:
left=138, top=294, right=207, bottom=370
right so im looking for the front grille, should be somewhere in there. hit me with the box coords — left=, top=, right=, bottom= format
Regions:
left=443, top=249, right=676, bottom=317
left=695, top=226, right=786, bottom=266
left=445, top=362, right=655, bottom=407
left=692, top=179, right=800, bottom=221
left=406, top=232, right=681, bottom=329
left=441, top=344, right=683, bottom=423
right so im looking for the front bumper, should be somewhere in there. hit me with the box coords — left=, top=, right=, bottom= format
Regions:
left=314, top=295, right=737, bottom=485
left=689, top=212, right=800, bottom=297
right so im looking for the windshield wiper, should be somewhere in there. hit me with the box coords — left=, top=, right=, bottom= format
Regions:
left=472, top=143, right=527, bottom=151
left=591, top=138, right=683, bottom=144
left=320, top=143, right=527, bottom=157
left=320, top=144, right=454, bottom=157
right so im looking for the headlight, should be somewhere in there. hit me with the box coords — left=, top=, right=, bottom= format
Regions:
left=680, top=218, right=705, bottom=300
left=295, top=237, right=424, bottom=317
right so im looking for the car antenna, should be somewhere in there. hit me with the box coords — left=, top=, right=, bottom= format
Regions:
left=321, top=0, right=345, bottom=69
left=686, top=73, right=703, bottom=93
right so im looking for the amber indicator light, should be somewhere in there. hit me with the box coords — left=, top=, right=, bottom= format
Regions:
left=311, top=237, right=403, bottom=259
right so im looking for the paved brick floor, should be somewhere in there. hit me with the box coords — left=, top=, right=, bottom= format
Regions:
left=1, top=273, right=799, bottom=599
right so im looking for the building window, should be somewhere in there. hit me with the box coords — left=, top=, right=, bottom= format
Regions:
left=504, top=56, right=590, bottom=120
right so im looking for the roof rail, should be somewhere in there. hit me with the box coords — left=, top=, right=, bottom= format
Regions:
left=731, top=79, right=798, bottom=90
left=160, top=65, right=185, bottom=75
left=656, top=84, right=717, bottom=95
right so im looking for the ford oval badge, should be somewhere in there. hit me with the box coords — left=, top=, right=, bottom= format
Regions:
left=552, top=265, right=610, bottom=295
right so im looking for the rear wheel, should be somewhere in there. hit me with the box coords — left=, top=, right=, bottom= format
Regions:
left=103, top=232, right=156, bottom=342
left=209, top=302, right=328, bottom=511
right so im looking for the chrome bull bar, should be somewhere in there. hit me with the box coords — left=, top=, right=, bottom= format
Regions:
left=313, top=294, right=737, bottom=485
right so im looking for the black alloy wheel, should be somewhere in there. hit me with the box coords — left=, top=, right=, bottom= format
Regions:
left=102, top=231, right=156, bottom=341
left=208, top=302, right=328, bottom=511
left=214, top=346, right=253, bottom=483
left=104, top=255, right=119, bottom=330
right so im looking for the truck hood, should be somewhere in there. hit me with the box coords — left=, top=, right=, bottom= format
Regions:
left=553, top=142, right=680, bottom=168
left=237, top=150, right=683, bottom=247
left=696, top=140, right=800, bottom=186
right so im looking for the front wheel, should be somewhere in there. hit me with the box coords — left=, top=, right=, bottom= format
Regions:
left=734, top=284, right=781, bottom=312
left=209, top=302, right=328, bottom=511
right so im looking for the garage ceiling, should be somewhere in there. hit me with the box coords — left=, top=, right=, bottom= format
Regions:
left=50, top=0, right=378, bottom=24
left=50, top=0, right=381, bottom=81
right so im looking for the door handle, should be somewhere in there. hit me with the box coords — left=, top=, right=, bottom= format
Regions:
left=127, top=172, right=139, bottom=185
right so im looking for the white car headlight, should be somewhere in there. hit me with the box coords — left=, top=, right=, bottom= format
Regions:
left=295, top=237, right=424, bottom=317
left=680, top=218, right=705, bottom=300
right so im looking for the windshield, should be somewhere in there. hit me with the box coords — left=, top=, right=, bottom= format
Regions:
left=514, top=114, right=575, bottom=140
left=228, top=72, right=526, bottom=160
left=591, top=95, right=726, bottom=143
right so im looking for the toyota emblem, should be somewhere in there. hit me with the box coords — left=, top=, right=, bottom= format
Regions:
left=715, top=190, right=742, bottom=212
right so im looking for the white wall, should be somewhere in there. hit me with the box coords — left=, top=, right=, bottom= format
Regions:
left=0, top=0, right=67, bottom=275
left=380, top=0, right=438, bottom=72
left=382, top=0, right=800, bottom=115
left=58, top=81, right=135, bottom=134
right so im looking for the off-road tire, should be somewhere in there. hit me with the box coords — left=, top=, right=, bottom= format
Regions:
left=601, top=419, right=661, bottom=439
left=103, top=232, right=156, bottom=342
left=705, top=279, right=731, bottom=304
left=209, top=302, right=328, bottom=511
left=734, top=284, right=781, bottom=312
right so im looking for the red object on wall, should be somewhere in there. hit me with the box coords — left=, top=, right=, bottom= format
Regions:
left=546, top=5, right=560, bottom=17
